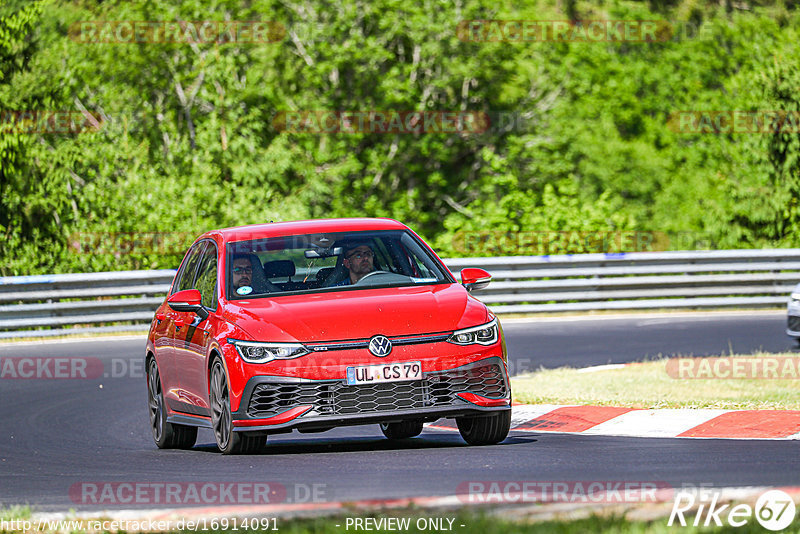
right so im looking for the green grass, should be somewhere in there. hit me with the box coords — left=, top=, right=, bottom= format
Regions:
left=0, top=506, right=31, bottom=521
left=511, top=353, right=800, bottom=410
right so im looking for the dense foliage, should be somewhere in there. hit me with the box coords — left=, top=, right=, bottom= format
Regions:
left=1, top=0, right=799, bottom=274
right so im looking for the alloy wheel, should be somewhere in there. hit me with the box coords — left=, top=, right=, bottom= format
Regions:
left=210, top=360, right=232, bottom=450
left=148, top=360, right=163, bottom=442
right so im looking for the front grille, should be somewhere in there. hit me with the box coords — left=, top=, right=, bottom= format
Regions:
left=248, top=383, right=336, bottom=417
left=247, top=363, right=507, bottom=418
left=335, top=381, right=428, bottom=414
left=789, top=315, right=800, bottom=332
left=428, top=363, right=507, bottom=403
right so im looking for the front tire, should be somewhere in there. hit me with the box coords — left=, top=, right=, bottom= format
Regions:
left=210, top=358, right=266, bottom=454
left=456, top=410, right=511, bottom=445
left=147, top=358, right=197, bottom=449
left=380, top=420, right=424, bottom=439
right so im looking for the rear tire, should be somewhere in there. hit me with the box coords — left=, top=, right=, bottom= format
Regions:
left=147, top=358, right=197, bottom=449
left=380, top=420, right=424, bottom=439
left=210, top=358, right=267, bottom=454
left=456, top=410, right=511, bottom=445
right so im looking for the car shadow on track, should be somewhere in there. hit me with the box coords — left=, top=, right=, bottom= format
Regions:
left=189, top=433, right=537, bottom=455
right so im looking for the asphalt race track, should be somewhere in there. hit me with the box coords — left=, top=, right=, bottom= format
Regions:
left=501, top=310, right=797, bottom=373
left=1, top=311, right=798, bottom=512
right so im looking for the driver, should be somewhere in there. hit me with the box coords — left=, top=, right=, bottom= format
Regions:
left=334, top=243, right=375, bottom=285
left=231, top=255, right=254, bottom=290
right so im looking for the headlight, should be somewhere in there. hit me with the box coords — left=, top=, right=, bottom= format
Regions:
left=447, top=318, right=498, bottom=346
left=228, top=339, right=309, bottom=363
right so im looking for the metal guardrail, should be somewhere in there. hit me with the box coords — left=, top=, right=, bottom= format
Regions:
left=446, top=249, right=800, bottom=313
left=0, top=270, right=175, bottom=338
left=0, top=249, right=797, bottom=338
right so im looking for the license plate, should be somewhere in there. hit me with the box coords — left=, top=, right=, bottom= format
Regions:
left=346, top=361, right=422, bottom=385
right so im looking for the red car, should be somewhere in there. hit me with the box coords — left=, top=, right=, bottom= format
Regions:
left=146, top=218, right=511, bottom=454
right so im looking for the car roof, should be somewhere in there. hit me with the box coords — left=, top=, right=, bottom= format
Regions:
left=198, top=218, right=409, bottom=244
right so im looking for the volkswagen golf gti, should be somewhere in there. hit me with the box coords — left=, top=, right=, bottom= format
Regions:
left=146, top=218, right=511, bottom=454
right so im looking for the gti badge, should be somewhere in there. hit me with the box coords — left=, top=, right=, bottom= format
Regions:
left=368, top=335, right=392, bottom=357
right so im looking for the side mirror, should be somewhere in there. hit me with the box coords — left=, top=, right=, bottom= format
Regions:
left=167, top=289, right=209, bottom=320
left=460, top=268, right=491, bottom=292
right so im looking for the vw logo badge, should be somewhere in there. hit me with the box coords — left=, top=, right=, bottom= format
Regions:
left=368, top=335, right=392, bottom=357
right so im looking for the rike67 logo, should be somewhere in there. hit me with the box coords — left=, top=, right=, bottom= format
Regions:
left=669, top=488, right=796, bottom=531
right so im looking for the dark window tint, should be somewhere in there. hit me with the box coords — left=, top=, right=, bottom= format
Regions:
left=173, top=242, right=207, bottom=294
left=195, top=243, right=218, bottom=309
left=226, top=230, right=451, bottom=299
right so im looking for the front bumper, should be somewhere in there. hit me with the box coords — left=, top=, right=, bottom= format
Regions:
left=230, top=357, right=510, bottom=433
left=787, top=300, right=800, bottom=337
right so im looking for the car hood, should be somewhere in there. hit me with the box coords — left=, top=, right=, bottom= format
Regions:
left=220, top=283, right=489, bottom=342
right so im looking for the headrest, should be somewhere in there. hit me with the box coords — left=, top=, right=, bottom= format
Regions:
left=263, top=259, right=296, bottom=278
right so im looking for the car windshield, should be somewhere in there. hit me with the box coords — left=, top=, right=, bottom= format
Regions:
left=226, top=229, right=452, bottom=299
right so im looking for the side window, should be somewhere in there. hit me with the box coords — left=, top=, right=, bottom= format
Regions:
left=400, top=232, right=447, bottom=280
left=410, top=253, right=436, bottom=278
left=195, top=243, right=218, bottom=309
left=173, top=242, right=207, bottom=294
